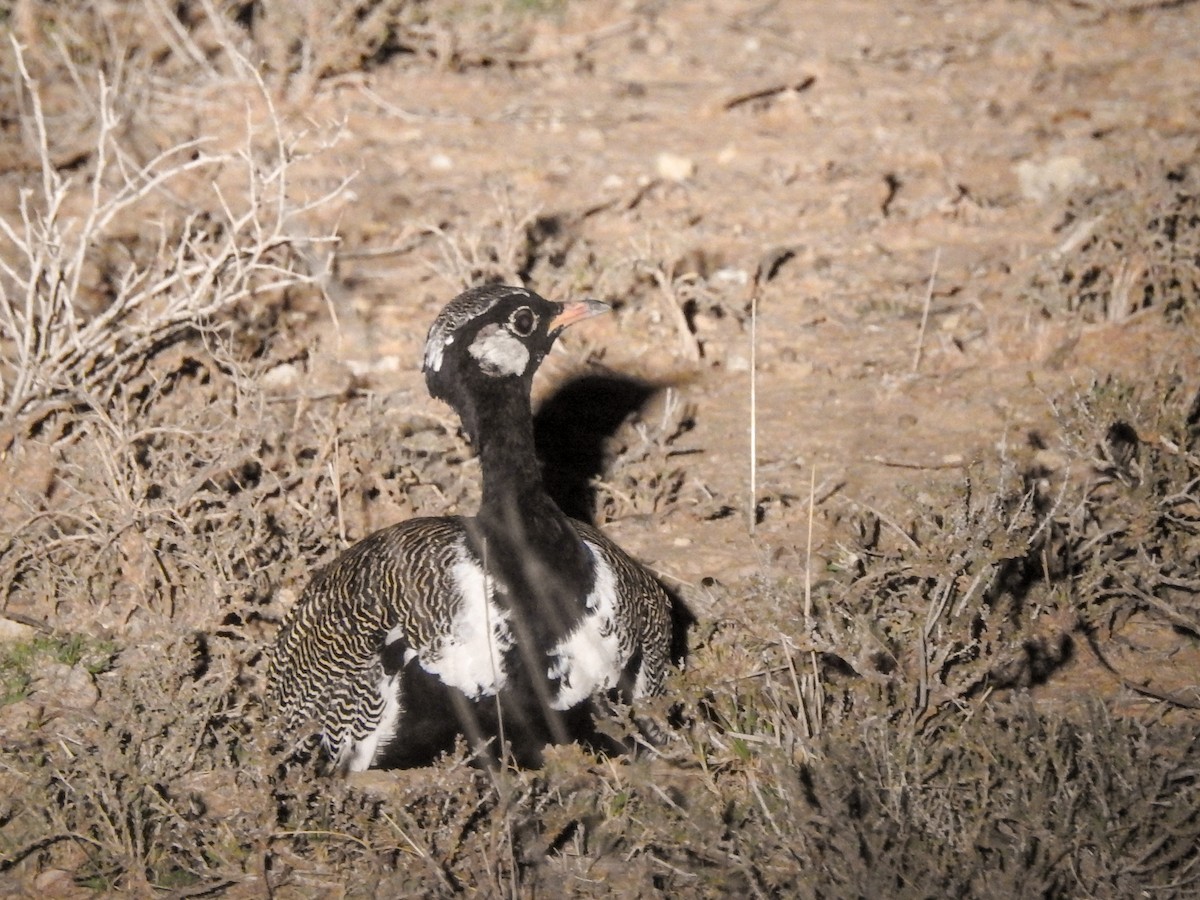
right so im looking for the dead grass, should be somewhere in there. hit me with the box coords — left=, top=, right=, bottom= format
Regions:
left=1031, top=159, right=1200, bottom=323
left=5, top=414, right=1199, bottom=894
left=4, top=0, right=537, bottom=100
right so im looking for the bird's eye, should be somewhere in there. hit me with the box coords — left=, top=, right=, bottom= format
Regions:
left=509, top=307, right=537, bottom=337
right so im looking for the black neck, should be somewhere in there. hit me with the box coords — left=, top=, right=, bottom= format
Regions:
left=457, top=387, right=592, bottom=593
left=461, top=389, right=544, bottom=513
left=454, top=376, right=595, bottom=709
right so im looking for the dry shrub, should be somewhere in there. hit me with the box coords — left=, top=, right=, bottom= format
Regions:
left=1048, top=374, right=1200, bottom=700
left=0, top=39, right=350, bottom=639
left=426, top=188, right=551, bottom=290
left=0, top=39, right=342, bottom=425
left=6, top=640, right=1196, bottom=895
left=819, top=464, right=1074, bottom=715
left=4, top=0, right=545, bottom=104
left=1032, top=160, right=1200, bottom=322
left=481, top=701, right=1199, bottom=897
left=230, top=0, right=412, bottom=88
left=0, top=342, right=479, bottom=635
left=619, top=372, right=1200, bottom=895
left=4, top=317, right=1200, bottom=891
left=2, top=637, right=258, bottom=893
left=235, top=0, right=553, bottom=80
left=591, top=387, right=716, bottom=522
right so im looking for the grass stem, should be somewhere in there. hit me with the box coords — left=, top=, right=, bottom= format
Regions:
left=912, top=247, right=941, bottom=374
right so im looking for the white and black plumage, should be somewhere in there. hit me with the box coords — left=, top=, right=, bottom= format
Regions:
left=267, top=285, right=673, bottom=772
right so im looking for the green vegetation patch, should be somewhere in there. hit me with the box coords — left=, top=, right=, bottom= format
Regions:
left=0, top=633, right=117, bottom=705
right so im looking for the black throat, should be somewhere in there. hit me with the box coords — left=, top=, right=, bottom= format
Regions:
left=458, top=380, right=595, bottom=620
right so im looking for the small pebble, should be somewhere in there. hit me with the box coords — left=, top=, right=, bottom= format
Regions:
left=578, top=127, right=604, bottom=148
left=261, top=362, right=301, bottom=393
left=35, top=663, right=99, bottom=711
left=1015, top=156, right=1095, bottom=203
left=713, top=267, right=749, bottom=285
left=0, top=619, right=36, bottom=642
left=656, top=152, right=696, bottom=182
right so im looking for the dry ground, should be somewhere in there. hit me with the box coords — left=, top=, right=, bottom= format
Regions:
left=2, top=0, right=1199, bottom=896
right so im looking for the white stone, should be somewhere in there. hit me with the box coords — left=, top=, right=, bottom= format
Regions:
left=656, top=152, right=696, bottom=182
left=1015, top=156, right=1095, bottom=203
left=0, top=619, right=36, bottom=642
left=261, top=362, right=301, bottom=392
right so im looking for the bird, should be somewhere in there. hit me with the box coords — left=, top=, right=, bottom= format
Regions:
left=267, top=284, right=674, bottom=772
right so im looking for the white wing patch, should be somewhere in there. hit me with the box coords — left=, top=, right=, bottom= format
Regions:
left=345, top=546, right=511, bottom=770
left=416, top=547, right=513, bottom=699
left=343, top=671, right=403, bottom=773
left=549, top=542, right=626, bottom=710
left=468, top=324, right=529, bottom=377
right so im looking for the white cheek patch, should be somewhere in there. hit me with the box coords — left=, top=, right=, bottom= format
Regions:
left=469, top=324, right=529, bottom=377
left=424, top=335, right=453, bottom=373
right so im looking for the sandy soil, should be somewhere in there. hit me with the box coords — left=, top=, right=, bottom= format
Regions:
left=276, top=1, right=1200, bottom=611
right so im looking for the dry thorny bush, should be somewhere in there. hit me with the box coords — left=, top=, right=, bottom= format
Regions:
left=3, top=10, right=1200, bottom=899
left=4, top=0, right=535, bottom=101
left=4, top=374, right=1199, bottom=894
left=1031, top=158, right=1200, bottom=322
left=1047, top=374, right=1200, bottom=700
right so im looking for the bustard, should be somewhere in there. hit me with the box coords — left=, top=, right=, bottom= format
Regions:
left=267, top=285, right=673, bottom=771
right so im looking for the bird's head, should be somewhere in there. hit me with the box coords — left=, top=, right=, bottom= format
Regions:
left=422, top=285, right=609, bottom=410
